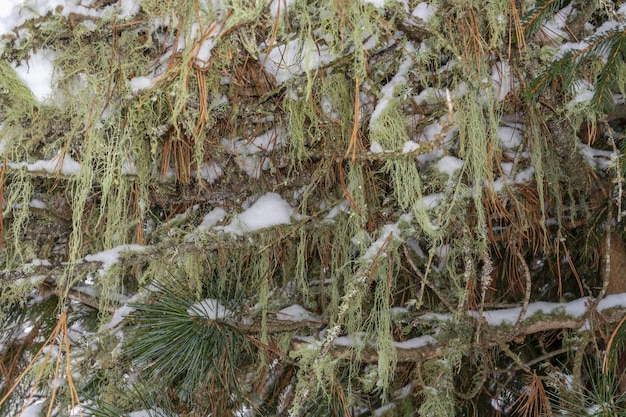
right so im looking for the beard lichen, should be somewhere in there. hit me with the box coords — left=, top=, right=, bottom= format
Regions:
left=0, top=0, right=621, bottom=415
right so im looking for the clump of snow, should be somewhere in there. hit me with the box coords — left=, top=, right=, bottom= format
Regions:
left=436, top=155, right=464, bottom=177
left=598, top=293, right=626, bottom=310
left=363, top=223, right=402, bottom=260
left=196, top=162, right=223, bottom=183
left=370, top=42, right=415, bottom=126
left=84, top=244, right=146, bottom=277
left=122, top=156, right=136, bottom=175
left=101, top=304, right=135, bottom=331
left=433, top=244, right=450, bottom=272
left=476, top=298, right=590, bottom=326
left=220, top=193, right=293, bottom=235
left=579, top=143, right=614, bottom=170
left=497, top=126, right=523, bottom=149
left=225, top=129, right=284, bottom=155
left=370, top=141, right=385, bottom=153
left=0, top=2, right=21, bottom=36
left=222, top=128, right=285, bottom=178
left=402, top=141, right=420, bottom=153
left=11, top=49, right=57, bottom=103
left=412, top=2, right=437, bottom=23
left=188, top=298, right=232, bottom=319
left=324, top=200, right=349, bottom=221
left=128, top=409, right=168, bottom=417
left=260, top=38, right=334, bottom=85
left=128, top=76, right=156, bottom=93
left=116, top=0, right=142, bottom=19
left=197, top=207, right=227, bottom=233
left=492, top=61, right=517, bottom=102
left=394, top=335, right=436, bottom=349
left=414, top=85, right=466, bottom=106
left=29, top=199, right=46, bottom=209
left=0, top=135, right=7, bottom=156
left=0, top=1, right=99, bottom=37
left=415, top=193, right=444, bottom=211
left=514, top=166, right=534, bottom=184
left=20, top=400, right=44, bottom=417
left=361, top=0, right=386, bottom=8
left=416, top=117, right=456, bottom=145
left=192, top=22, right=224, bottom=69
left=185, top=207, right=226, bottom=242
left=539, top=4, right=573, bottom=43
left=555, top=41, right=589, bottom=60
left=276, top=304, right=318, bottom=321
left=8, top=151, right=81, bottom=175
left=23, top=259, right=51, bottom=269
left=491, top=164, right=535, bottom=193
left=269, top=0, right=296, bottom=18
left=416, top=148, right=444, bottom=165
left=568, top=80, right=595, bottom=105
left=500, top=162, right=513, bottom=176
left=373, top=404, right=397, bottom=417
left=333, top=333, right=369, bottom=347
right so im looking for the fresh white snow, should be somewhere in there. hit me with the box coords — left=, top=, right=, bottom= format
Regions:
left=394, top=335, right=436, bottom=349
left=497, top=126, right=523, bottom=149
left=84, top=244, right=146, bottom=277
left=219, top=192, right=293, bottom=235
left=436, top=155, right=464, bottom=177
left=412, top=2, right=437, bottom=22
left=276, top=304, right=318, bottom=322
left=8, top=151, right=81, bottom=175
left=11, top=49, right=57, bottom=103
left=197, top=207, right=228, bottom=232
left=259, top=38, right=335, bottom=85
left=187, top=298, right=232, bottom=319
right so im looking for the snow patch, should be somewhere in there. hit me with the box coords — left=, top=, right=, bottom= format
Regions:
left=492, top=61, right=517, bottom=102
left=9, top=151, right=81, bottom=175
left=370, top=141, right=385, bottom=154
left=363, top=223, right=402, bottom=260
left=260, top=38, right=335, bottom=85
left=188, top=298, right=232, bottom=319
left=361, top=0, right=386, bottom=8
left=415, top=193, right=444, bottom=211
left=539, top=4, right=574, bottom=43
left=197, top=207, right=227, bottom=232
left=436, top=155, right=464, bottom=177
left=402, top=141, right=420, bottom=153
left=394, top=335, right=436, bottom=349
left=12, top=49, right=57, bottom=103
left=192, top=22, right=224, bottom=69
left=579, top=143, right=614, bottom=170
left=269, top=0, right=296, bottom=18
left=128, top=76, right=156, bottom=93
left=370, top=42, right=415, bottom=126
left=196, top=162, right=223, bottom=183
left=276, top=304, right=318, bottom=322
left=222, top=128, right=285, bottom=178
left=412, top=2, right=437, bottom=22
left=497, top=126, right=523, bottom=149
left=568, top=80, right=595, bottom=105
left=220, top=193, right=293, bottom=235
left=84, top=244, right=146, bottom=277
left=472, top=296, right=626, bottom=327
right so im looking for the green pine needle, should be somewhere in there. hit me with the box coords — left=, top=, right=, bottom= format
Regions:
left=125, top=281, right=254, bottom=410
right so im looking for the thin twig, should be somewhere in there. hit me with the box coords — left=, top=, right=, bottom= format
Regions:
left=403, top=245, right=455, bottom=313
